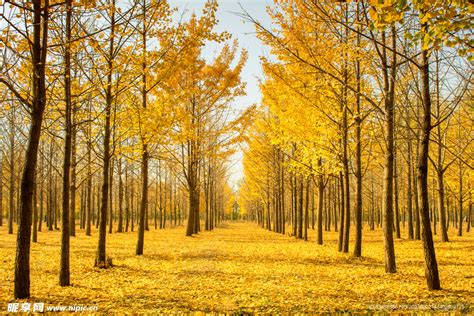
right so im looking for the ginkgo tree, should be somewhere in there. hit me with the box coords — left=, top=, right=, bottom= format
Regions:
left=368, top=0, right=473, bottom=291
left=165, top=3, right=249, bottom=236
left=1, top=0, right=472, bottom=303
left=0, top=0, right=56, bottom=299
left=240, top=0, right=473, bottom=292
left=127, top=0, right=175, bottom=256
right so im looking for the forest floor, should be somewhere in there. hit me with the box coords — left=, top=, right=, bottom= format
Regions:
left=0, top=222, right=473, bottom=314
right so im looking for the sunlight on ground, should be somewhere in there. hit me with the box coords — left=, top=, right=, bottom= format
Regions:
left=0, top=222, right=473, bottom=313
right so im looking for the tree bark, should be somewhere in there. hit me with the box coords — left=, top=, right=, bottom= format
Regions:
left=297, top=177, right=303, bottom=239
left=118, top=157, right=123, bottom=233
left=317, top=167, right=324, bottom=245
left=136, top=147, right=148, bottom=255
left=304, top=179, right=309, bottom=241
left=436, top=170, right=449, bottom=242
left=457, top=160, right=463, bottom=237
left=69, top=120, right=77, bottom=237
left=407, top=130, right=414, bottom=239
left=14, top=0, right=50, bottom=298
left=96, top=0, right=116, bottom=267
left=353, top=2, right=363, bottom=257
left=394, top=151, right=401, bottom=239
left=86, top=120, right=92, bottom=236
left=60, top=0, right=73, bottom=286
left=342, top=87, right=350, bottom=254
left=32, top=177, right=38, bottom=243
left=338, top=172, right=345, bottom=252
left=108, top=159, right=114, bottom=234
left=8, top=107, right=15, bottom=235
left=417, top=34, right=440, bottom=290
left=381, top=29, right=396, bottom=273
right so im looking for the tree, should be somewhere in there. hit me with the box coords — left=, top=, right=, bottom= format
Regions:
left=59, top=0, right=73, bottom=287
left=0, top=0, right=51, bottom=299
left=167, top=7, right=248, bottom=236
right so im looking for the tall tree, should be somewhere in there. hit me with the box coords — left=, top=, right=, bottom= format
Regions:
left=0, top=0, right=51, bottom=299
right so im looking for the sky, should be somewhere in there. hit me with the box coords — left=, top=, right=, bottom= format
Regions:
left=169, top=0, right=273, bottom=190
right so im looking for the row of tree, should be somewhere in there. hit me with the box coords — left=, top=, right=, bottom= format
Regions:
left=0, top=0, right=245, bottom=299
left=0, top=146, right=233, bottom=235
left=239, top=0, right=472, bottom=291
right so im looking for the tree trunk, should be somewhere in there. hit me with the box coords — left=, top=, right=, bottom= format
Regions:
left=118, top=157, right=123, bottom=233
left=60, top=0, right=73, bottom=286
left=186, top=186, right=196, bottom=236
left=39, top=168, right=43, bottom=233
left=86, top=131, right=92, bottom=236
left=125, top=163, right=130, bottom=232
left=186, top=139, right=199, bottom=236
left=69, top=121, right=77, bottom=237
left=8, top=108, right=15, bottom=235
left=394, top=151, right=401, bottom=239
left=437, top=170, right=449, bottom=242
left=353, top=5, right=363, bottom=257
left=136, top=147, right=148, bottom=255
left=407, top=134, right=414, bottom=239
left=14, top=0, right=50, bottom=299
left=317, top=168, right=324, bottom=245
left=32, top=177, right=38, bottom=243
left=417, top=38, right=440, bottom=290
left=414, top=139, right=421, bottom=240
left=338, top=172, right=345, bottom=252
left=96, top=0, right=116, bottom=267
left=457, top=162, right=463, bottom=237
left=381, top=29, right=396, bottom=273
left=467, top=191, right=471, bottom=233
left=342, top=94, right=350, bottom=254
left=108, top=159, right=114, bottom=234
left=297, top=177, right=303, bottom=239
left=304, top=180, right=309, bottom=241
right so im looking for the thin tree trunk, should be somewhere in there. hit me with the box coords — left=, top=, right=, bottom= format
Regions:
left=353, top=3, right=363, bottom=257
left=338, top=172, right=345, bottom=252
left=69, top=120, right=77, bottom=237
left=96, top=0, right=116, bottom=267
left=8, top=107, right=15, bottom=235
left=394, top=151, right=401, bottom=239
left=381, top=29, right=396, bottom=273
left=60, top=0, right=73, bottom=286
left=457, top=161, right=463, bottom=237
left=136, top=147, right=148, bottom=254
left=125, top=163, right=130, bottom=232
left=304, top=179, right=309, bottom=241
left=32, top=177, right=38, bottom=243
left=417, top=32, right=440, bottom=290
left=407, top=133, right=414, bottom=239
left=317, top=165, right=324, bottom=245
left=298, top=177, right=303, bottom=239
left=108, top=159, right=114, bottom=234
left=118, top=157, right=123, bottom=233
left=86, top=130, right=92, bottom=236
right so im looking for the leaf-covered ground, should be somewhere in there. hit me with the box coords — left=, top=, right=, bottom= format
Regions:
left=0, top=222, right=473, bottom=313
